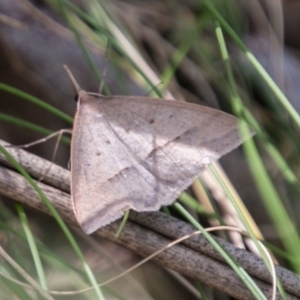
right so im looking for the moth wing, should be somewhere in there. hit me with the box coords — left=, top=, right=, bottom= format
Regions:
left=71, top=93, right=253, bottom=234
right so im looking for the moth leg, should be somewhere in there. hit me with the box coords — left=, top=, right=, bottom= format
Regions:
left=38, top=129, right=72, bottom=182
left=8, top=129, right=72, bottom=182
left=7, top=129, right=72, bottom=149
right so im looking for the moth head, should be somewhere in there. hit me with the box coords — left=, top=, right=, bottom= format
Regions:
left=74, top=94, right=80, bottom=103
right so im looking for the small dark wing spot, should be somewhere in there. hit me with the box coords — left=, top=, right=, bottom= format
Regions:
left=107, top=167, right=129, bottom=182
left=105, top=140, right=111, bottom=144
left=96, top=152, right=101, bottom=156
left=149, top=118, right=155, bottom=124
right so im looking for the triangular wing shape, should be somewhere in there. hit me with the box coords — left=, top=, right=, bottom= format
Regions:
left=71, top=92, right=253, bottom=234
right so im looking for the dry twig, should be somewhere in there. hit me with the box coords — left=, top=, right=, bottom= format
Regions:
left=0, top=139, right=299, bottom=299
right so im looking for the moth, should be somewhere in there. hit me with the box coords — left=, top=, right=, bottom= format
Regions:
left=65, top=66, right=254, bottom=234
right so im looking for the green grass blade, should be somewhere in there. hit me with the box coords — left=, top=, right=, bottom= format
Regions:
left=0, top=114, right=71, bottom=145
left=0, top=145, right=104, bottom=299
left=174, top=203, right=267, bottom=300
left=0, top=83, right=72, bottom=124
left=202, top=0, right=300, bottom=129
left=15, top=203, right=48, bottom=290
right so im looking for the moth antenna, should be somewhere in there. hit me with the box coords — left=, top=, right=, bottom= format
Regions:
left=63, top=65, right=82, bottom=94
left=99, top=39, right=110, bottom=94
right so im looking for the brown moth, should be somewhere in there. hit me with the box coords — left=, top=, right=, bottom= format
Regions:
left=65, top=66, right=254, bottom=234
